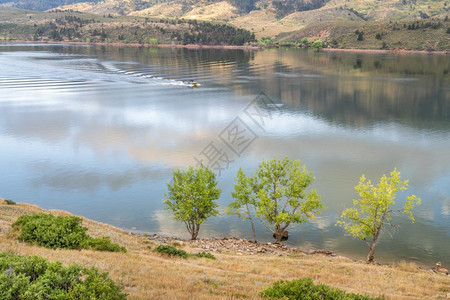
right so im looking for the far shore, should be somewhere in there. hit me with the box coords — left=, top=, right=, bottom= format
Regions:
left=321, top=47, right=450, bottom=55
left=0, top=39, right=263, bottom=50
left=2, top=39, right=449, bottom=55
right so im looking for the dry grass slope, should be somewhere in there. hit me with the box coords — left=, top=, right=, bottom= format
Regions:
left=1, top=198, right=449, bottom=299
left=277, top=19, right=450, bottom=51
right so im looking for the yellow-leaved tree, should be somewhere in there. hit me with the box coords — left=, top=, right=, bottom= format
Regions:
left=336, top=169, right=421, bottom=263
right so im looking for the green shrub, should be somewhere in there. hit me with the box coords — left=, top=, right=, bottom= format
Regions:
left=12, top=214, right=125, bottom=252
left=84, top=237, right=127, bottom=253
left=154, top=245, right=189, bottom=258
left=0, top=252, right=127, bottom=300
left=13, top=214, right=89, bottom=249
left=192, top=252, right=216, bottom=259
left=260, top=278, right=380, bottom=300
left=154, top=245, right=216, bottom=259
left=4, top=199, right=16, bottom=205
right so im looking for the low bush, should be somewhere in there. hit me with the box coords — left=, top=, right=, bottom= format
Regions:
left=83, top=237, right=127, bottom=253
left=0, top=252, right=127, bottom=300
left=4, top=199, right=16, bottom=205
left=12, top=214, right=126, bottom=252
left=260, top=277, right=380, bottom=299
left=192, top=251, right=216, bottom=259
left=154, top=245, right=216, bottom=259
left=154, top=245, right=188, bottom=258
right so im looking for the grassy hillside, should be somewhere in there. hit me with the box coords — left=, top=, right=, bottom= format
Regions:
left=1, top=198, right=450, bottom=299
left=52, top=0, right=450, bottom=49
left=278, top=18, right=450, bottom=51
left=1, top=0, right=449, bottom=49
left=0, top=7, right=256, bottom=45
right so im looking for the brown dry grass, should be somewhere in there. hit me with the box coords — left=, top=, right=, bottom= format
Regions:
left=130, top=3, right=186, bottom=18
left=182, top=1, right=238, bottom=21
left=1, top=198, right=449, bottom=299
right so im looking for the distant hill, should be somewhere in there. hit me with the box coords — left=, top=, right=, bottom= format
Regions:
left=0, top=0, right=99, bottom=11
left=55, top=0, right=449, bottom=38
left=0, top=0, right=449, bottom=50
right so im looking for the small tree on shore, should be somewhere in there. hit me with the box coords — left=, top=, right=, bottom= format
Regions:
left=163, top=165, right=221, bottom=240
left=312, top=39, right=323, bottom=51
left=227, top=168, right=258, bottom=242
left=229, top=157, right=324, bottom=243
left=336, top=169, right=421, bottom=263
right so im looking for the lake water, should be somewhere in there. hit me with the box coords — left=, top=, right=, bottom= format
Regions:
left=0, top=43, right=449, bottom=266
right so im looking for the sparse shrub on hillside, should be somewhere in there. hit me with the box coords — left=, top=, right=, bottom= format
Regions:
left=154, top=245, right=189, bottom=258
left=154, top=245, right=215, bottom=259
left=331, top=39, right=338, bottom=48
left=83, top=236, right=127, bottom=253
left=0, top=252, right=127, bottom=300
left=12, top=213, right=126, bottom=252
left=230, top=0, right=256, bottom=13
left=260, top=277, right=380, bottom=299
left=192, top=251, right=216, bottom=259
left=4, top=199, right=16, bottom=205
left=357, top=31, right=364, bottom=41
left=272, top=0, right=329, bottom=18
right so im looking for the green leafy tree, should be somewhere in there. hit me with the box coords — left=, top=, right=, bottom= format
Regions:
left=163, top=165, right=221, bottom=240
left=312, top=39, right=323, bottom=51
left=229, top=157, right=324, bottom=243
left=300, top=37, right=310, bottom=47
left=260, top=36, right=274, bottom=45
left=336, top=169, right=421, bottom=263
left=227, top=168, right=258, bottom=242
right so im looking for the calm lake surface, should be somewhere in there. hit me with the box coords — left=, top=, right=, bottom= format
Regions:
left=0, top=43, right=449, bottom=266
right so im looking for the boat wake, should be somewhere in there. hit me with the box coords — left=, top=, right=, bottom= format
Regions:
left=101, top=61, right=200, bottom=88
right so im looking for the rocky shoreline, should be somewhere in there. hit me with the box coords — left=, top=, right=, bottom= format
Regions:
left=144, top=234, right=450, bottom=275
left=145, top=234, right=336, bottom=257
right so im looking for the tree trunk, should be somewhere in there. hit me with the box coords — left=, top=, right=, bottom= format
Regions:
left=245, top=204, right=257, bottom=243
left=273, top=227, right=288, bottom=243
left=274, top=224, right=281, bottom=243
left=191, top=224, right=200, bottom=240
left=186, top=221, right=199, bottom=240
left=366, top=246, right=375, bottom=263
left=366, top=220, right=383, bottom=263
left=250, top=218, right=257, bottom=243
left=366, top=240, right=378, bottom=263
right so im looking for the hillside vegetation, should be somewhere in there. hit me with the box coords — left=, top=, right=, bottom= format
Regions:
left=0, top=8, right=255, bottom=45
left=57, top=0, right=450, bottom=41
left=0, top=0, right=449, bottom=49
left=1, top=198, right=450, bottom=299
